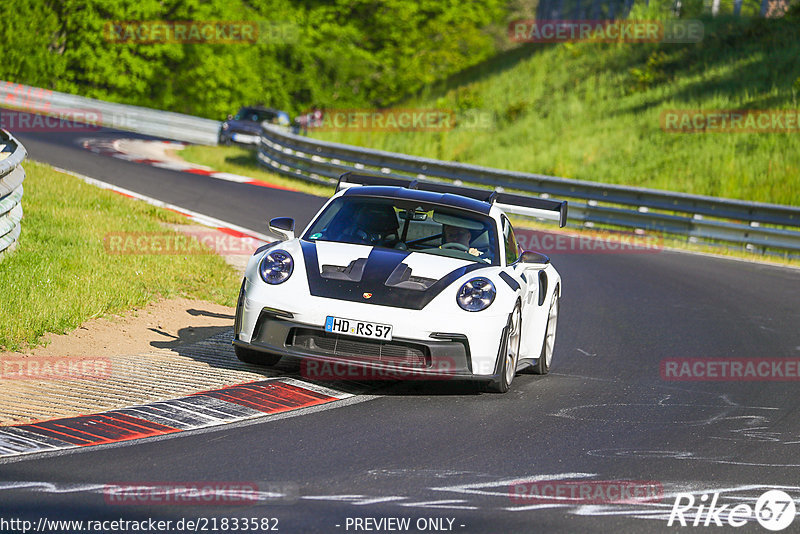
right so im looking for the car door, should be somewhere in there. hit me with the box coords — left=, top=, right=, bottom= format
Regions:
left=502, top=216, right=547, bottom=360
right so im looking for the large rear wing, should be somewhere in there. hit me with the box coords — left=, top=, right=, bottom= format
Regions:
left=336, top=172, right=568, bottom=228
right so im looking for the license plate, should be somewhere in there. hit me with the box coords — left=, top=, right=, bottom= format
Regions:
left=324, top=316, right=393, bottom=341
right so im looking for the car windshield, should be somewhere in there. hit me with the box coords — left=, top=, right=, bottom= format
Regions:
left=234, top=109, right=276, bottom=122
left=302, top=195, right=499, bottom=265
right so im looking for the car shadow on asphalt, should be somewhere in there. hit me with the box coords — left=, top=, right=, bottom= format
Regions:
left=187, top=308, right=235, bottom=320
left=159, top=330, right=489, bottom=396
left=149, top=325, right=233, bottom=350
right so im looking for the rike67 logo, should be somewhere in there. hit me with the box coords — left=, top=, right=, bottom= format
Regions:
left=668, top=490, right=796, bottom=531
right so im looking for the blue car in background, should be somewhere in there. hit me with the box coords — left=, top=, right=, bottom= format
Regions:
left=218, top=106, right=290, bottom=146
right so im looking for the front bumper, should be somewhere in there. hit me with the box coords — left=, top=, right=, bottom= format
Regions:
left=236, top=242, right=518, bottom=379
left=220, top=131, right=261, bottom=145
left=234, top=310, right=502, bottom=382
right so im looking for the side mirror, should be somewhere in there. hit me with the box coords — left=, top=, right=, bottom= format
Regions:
left=520, top=251, right=550, bottom=264
left=269, top=217, right=295, bottom=241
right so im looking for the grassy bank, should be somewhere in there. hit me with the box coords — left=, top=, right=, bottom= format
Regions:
left=178, top=145, right=333, bottom=197
left=0, top=161, right=240, bottom=351
left=311, top=16, right=800, bottom=206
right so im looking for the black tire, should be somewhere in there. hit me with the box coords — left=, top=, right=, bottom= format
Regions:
left=235, top=345, right=281, bottom=367
left=486, top=303, right=522, bottom=393
left=533, top=289, right=559, bottom=375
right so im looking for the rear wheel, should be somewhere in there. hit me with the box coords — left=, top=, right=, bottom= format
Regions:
left=486, top=303, right=522, bottom=393
left=235, top=345, right=281, bottom=366
left=533, top=289, right=559, bottom=375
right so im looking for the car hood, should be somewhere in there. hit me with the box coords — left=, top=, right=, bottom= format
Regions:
left=299, top=240, right=489, bottom=310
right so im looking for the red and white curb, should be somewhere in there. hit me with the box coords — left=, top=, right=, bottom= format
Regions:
left=0, top=169, right=329, bottom=458
left=81, top=138, right=296, bottom=191
left=0, top=164, right=357, bottom=459
left=0, top=378, right=351, bottom=458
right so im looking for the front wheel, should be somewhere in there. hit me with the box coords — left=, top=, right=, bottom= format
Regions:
left=235, top=345, right=281, bottom=367
left=486, top=303, right=522, bottom=393
left=533, top=289, right=559, bottom=375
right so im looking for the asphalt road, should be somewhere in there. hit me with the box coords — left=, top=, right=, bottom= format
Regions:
left=2, top=115, right=800, bottom=533
left=5, top=113, right=327, bottom=231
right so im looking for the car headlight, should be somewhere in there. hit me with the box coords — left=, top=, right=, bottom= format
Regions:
left=259, top=250, right=294, bottom=285
left=456, top=277, right=496, bottom=312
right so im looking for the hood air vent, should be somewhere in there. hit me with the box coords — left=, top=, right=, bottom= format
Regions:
left=385, top=263, right=436, bottom=291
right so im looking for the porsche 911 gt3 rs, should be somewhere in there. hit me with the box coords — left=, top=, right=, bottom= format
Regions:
left=233, top=173, right=567, bottom=392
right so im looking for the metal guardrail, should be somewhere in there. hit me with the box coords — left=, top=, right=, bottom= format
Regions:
left=1, top=81, right=796, bottom=254
left=0, top=129, right=26, bottom=260
left=257, top=124, right=800, bottom=254
left=0, top=81, right=220, bottom=145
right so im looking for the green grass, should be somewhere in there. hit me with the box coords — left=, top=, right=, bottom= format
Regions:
left=0, top=161, right=241, bottom=351
left=310, top=15, right=800, bottom=206
left=178, top=145, right=334, bottom=198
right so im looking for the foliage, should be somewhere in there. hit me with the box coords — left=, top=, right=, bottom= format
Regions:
left=312, top=14, right=800, bottom=206
left=0, top=0, right=507, bottom=119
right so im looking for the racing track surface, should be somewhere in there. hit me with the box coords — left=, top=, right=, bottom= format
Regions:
left=2, top=111, right=800, bottom=533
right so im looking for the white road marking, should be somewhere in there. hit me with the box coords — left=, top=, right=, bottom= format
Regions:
left=430, top=473, right=596, bottom=498
left=398, top=499, right=478, bottom=510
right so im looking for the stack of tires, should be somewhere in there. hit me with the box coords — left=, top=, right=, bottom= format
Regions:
left=0, top=130, right=26, bottom=261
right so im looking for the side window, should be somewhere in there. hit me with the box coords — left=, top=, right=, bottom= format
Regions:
left=502, top=216, right=520, bottom=265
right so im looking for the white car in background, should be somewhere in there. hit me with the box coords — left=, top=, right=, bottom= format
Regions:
left=233, top=173, right=567, bottom=392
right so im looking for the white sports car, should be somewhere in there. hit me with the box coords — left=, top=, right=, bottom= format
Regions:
left=233, top=173, right=567, bottom=392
